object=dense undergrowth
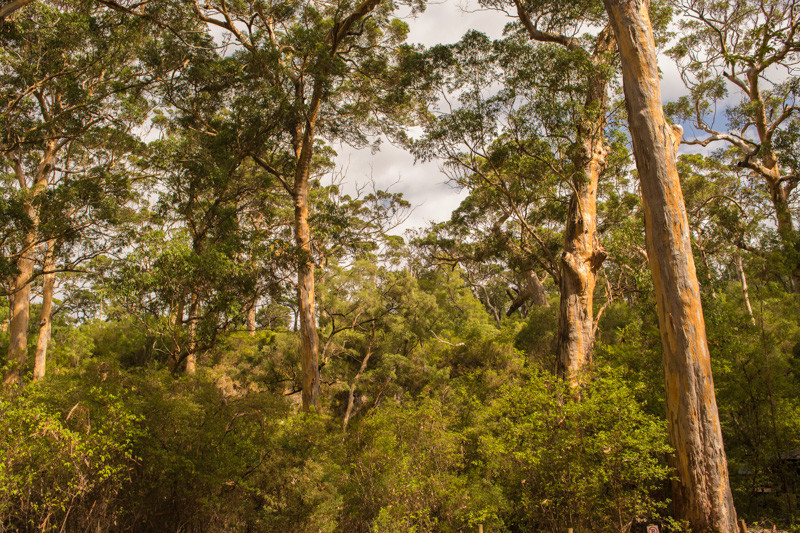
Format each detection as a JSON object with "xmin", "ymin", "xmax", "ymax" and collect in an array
[{"xmin": 1, "ymin": 268, "xmax": 798, "ymax": 532}]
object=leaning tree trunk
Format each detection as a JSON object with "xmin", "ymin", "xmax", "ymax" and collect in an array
[
  {"xmin": 603, "ymin": 1, "xmax": 738, "ymax": 531},
  {"xmin": 507, "ymin": 267, "xmax": 548, "ymax": 317},
  {"xmin": 33, "ymin": 241, "xmax": 56, "ymax": 381}
]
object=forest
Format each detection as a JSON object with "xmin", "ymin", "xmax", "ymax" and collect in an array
[{"xmin": 0, "ymin": 0, "xmax": 798, "ymax": 531}]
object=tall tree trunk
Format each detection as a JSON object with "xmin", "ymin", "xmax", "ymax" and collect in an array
[
  {"xmin": 554, "ymin": 27, "xmax": 613, "ymax": 384},
  {"xmin": 185, "ymin": 291, "xmax": 199, "ymax": 375},
  {"xmin": 556, "ymin": 137, "xmax": 608, "ymax": 383},
  {"xmin": 294, "ymin": 81, "xmax": 323, "ymax": 412},
  {"xmin": 514, "ymin": 8, "xmax": 614, "ymax": 383},
  {"xmin": 4, "ymin": 141, "xmax": 56, "ymax": 386},
  {"xmin": 761, "ymin": 164, "xmax": 800, "ymax": 291},
  {"xmin": 603, "ymin": 1, "xmax": 738, "ymax": 530},
  {"xmin": 4, "ymin": 243, "xmax": 34, "ymax": 386},
  {"xmin": 33, "ymin": 241, "xmax": 56, "ymax": 381},
  {"xmin": 734, "ymin": 254, "xmax": 755, "ymax": 326}
]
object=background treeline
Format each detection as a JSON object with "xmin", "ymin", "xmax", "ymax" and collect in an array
[{"xmin": 0, "ymin": 0, "xmax": 798, "ymax": 532}]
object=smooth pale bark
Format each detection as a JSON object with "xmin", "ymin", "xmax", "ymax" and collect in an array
[
  {"xmin": 743, "ymin": 69, "xmax": 799, "ymax": 290},
  {"xmin": 294, "ymin": 87, "xmax": 322, "ymax": 411},
  {"xmin": 185, "ymin": 292, "xmax": 199, "ymax": 375},
  {"xmin": 507, "ymin": 268, "xmax": 548, "ymax": 316},
  {"xmin": 4, "ymin": 149, "xmax": 54, "ymax": 386},
  {"xmin": 603, "ymin": 1, "xmax": 738, "ymax": 530},
  {"xmin": 734, "ymin": 254, "xmax": 755, "ymax": 326},
  {"xmin": 343, "ymin": 345, "xmax": 372, "ymax": 431},
  {"xmin": 246, "ymin": 300, "xmax": 256, "ymax": 336},
  {"xmin": 4, "ymin": 248, "xmax": 33, "ymax": 386},
  {"xmin": 513, "ymin": 0, "xmax": 613, "ymax": 382},
  {"xmin": 33, "ymin": 241, "xmax": 56, "ymax": 381}
]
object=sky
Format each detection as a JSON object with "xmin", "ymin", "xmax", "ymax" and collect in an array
[{"xmin": 331, "ymin": 0, "xmax": 695, "ymax": 236}]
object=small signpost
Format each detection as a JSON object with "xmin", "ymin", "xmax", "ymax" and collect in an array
[{"xmin": 647, "ymin": 525, "xmax": 659, "ymax": 533}]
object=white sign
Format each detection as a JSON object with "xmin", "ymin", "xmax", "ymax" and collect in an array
[{"xmin": 647, "ymin": 526, "xmax": 659, "ymax": 533}]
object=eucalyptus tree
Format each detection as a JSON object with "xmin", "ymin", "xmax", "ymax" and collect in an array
[
  {"xmin": 476, "ymin": 0, "xmax": 621, "ymax": 387},
  {"xmin": 0, "ymin": 0, "xmax": 154, "ymax": 385},
  {"xmin": 192, "ymin": 0, "xmax": 429, "ymax": 410},
  {"xmin": 667, "ymin": 0, "xmax": 800, "ymax": 290},
  {"xmin": 416, "ymin": 24, "xmax": 627, "ymax": 382},
  {"xmin": 602, "ymin": 0, "xmax": 739, "ymax": 529},
  {"xmin": 28, "ymin": 130, "xmax": 145, "ymax": 380},
  {"xmin": 142, "ymin": 36, "xmax": 296, "ymax": 372}
]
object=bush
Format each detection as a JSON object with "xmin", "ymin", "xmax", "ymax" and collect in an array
[{"xmin": 478, "ymin": 370, "xmax": 673, "ymax": 533}]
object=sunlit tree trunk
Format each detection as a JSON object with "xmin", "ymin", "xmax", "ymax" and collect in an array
[
  {"xmin": 293, "ymin": 81, "xmax": 323, "ymax": 412},
  {"xmin": 603, "ymin": 1, "xmax": 738, "ymax": 530},
  {"xmin": 734, "ymin": 254, "xmax": 755, "ymax": 326},
  {"xmin": 513, "ymin": 2, "xmax": 614, "ymax": 383},
  {"xmin": 4, "ymin": 146, "xmax": 55, "ymax": 386},
  {"xmin": 246, "ymin": 298, "xmax": 257, "ymax": 336},
  {"xmin": 554, "ymin": 27, "xmax": 613, "ymax": 384},
  {"xmin": 33, "ymin": 241, "xmax": 56, "ymax": 381},
  {"xmin": 185, "ymin": 291, "xmax": 199, "ymax": 375},
  {"xmin": 556, "ymin": 136, "xmax": 608, "ymax": 383},
  {"xmin": 4, "ymin": 243, "xmax": 34, "ymax": 386}
]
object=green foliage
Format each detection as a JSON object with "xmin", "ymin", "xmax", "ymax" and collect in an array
[{"xmin": 479, "ymin": 370, "xmax": 673, "ymax": 533}]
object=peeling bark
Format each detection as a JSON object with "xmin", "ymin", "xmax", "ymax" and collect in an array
[
  {"xmin": 33, "ymin": 241, "xmax": 56, "ymax": 381},
  {"xmin": 556, "ymin": 137, "xmax": 608, "ymax": 383},
  {"xmin": 552, "ymin": 25, "xmax": 613, "ymax": 384},
  {"xmin": 603, "ymin": 1, "xmax": 738, "ymax": 530}
]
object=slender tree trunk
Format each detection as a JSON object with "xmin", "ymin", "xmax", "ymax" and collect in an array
[
  {"xmin": 33, "ymin": 241, "xmax": 56, "ymax": 381},
  {"xmin": 170, "ymin": 298, "xmax": 185, "ymax": 327},
  {"xmin": 4, "ymin": 142, "xmax": 56, "ymax": 386},
  {"xmin": 764, "ymin": 173, "xmax": 800, "ymax": 291},
  {"xmin": 734, "ymin": 254, "xmax": 755, "ymax": 326},
  {"xmin": 343, "ymin": 344, "xmax": 373, "ymax": 431},
  {"xmin": 556, "ymin": 136, "xmax": 608, "ymax": 383},
  {"xmin": 247, "ymin": 299, "xmax": 257, "ymax": 336},
  {"xmin": 4, "ymin": 244, "xmax": 33, "ymax": 386},
  {"xmin": 603, "ymin": 1, "xmax": 738, "ymax": 530},
  {"xmin": 185, "ymin": 292, "xmax": 199, "ymax": 375},
  {"xmin": 293, "ymin": 81, "xmax": 324, "ymax": 412}
]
